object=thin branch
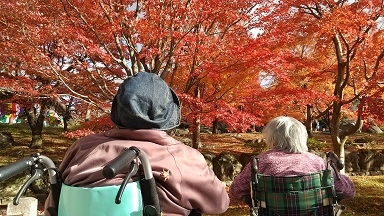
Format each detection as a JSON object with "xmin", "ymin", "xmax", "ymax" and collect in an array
[{"xmin": 64, "ymin": 0, "xmax": 122, "ymax": 64}]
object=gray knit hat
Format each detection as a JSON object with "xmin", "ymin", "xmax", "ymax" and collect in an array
[{"xmin": 111, "ymin": 72, "xmax": 180, "ymax": 130}]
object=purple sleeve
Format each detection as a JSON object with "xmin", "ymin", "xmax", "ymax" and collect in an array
[
  {"xmin": 229, "ymin": 153, "xmax": 356, "ymax": 201},
  {"xmin": 334, "ymin": 173, "xmax": 356, "ymax": 199},
  {"xmin": 229, "ymin": 163, "xmax": 252, "ymax": 201}
]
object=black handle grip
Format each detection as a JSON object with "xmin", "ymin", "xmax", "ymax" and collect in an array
[
  {"xmin": 326, "ymin": 152, "xmax": 344, "ymax": 170},
  {"xmin": 251, "ymin": 156, "xmax": 258, "ymax": 174},
  {"xmin": 102, "ymin": 147, "xmax": 140, "ymax": 179},
  {"xmin": 0, "ymin": 156, "xmax": 36, "ymax": 181},
  {"xmin": 141, "ymin": 178, "xmax": 161, "ymax": 216}
]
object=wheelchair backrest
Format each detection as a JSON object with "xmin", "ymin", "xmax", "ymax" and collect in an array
[
  {"xmin": 0, "ymin": 148, "xmax": 160, "ymax": 216},
  {"xmin": 59, "ymin": 182, "xmax": 143, "ymax": 216},
  {"xmin": 57, "ymin": 147, "xmax": 161, "ymax": 216},
  {"xmin": 250, "ymin": 156, "xmax": 338, "ymax": 216}
]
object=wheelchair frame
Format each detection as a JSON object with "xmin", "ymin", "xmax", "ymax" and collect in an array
[
  {"xmin": 248, "ymin": 152, "xmax": 346, "ymax": 216},
  {"xmin": 0, "ymin": 146, "xmax": 161, "ymax": 216}
]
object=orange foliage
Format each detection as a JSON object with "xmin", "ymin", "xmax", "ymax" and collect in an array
[
  {"xmin": 62, "ymin": 115, "xmax": 114, "ymax": 139},
  {"xmin": 2, "ymin": 0, "xmax": 383, "ymax": 141},
  {"xmin": 250, "ymin": 1, "xmax": 384, "ymax": 123},
  {"xmin": 1, "ymin": 0, "xmax": 267, "ymax": 133}
]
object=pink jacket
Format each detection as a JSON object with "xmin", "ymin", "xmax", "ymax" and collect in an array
[
  {"xmin": 230, "ymin": 149, "xmax": 355, "ymax": 201},
  {"xmin": 45, "ymin": 129, "xmax": 229, "ymax": 215}
]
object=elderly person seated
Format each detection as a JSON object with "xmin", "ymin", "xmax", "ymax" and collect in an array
[
  {"xmin": 230, "ymin": 116, "xmax": 355, "ymax": 203},
  {"xmin": 45, "ymin": 72, "xmax": 229, "ymax": 216}
]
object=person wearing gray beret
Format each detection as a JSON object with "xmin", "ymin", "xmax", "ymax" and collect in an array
[{"xmin": 44, "ymin": 72, "xmax": 229, "ymax": 216}]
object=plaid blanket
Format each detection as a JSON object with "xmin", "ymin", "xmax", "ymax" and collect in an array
[{"xmin": 251, "ymin": 169, "xmax": 336, "ymax": 216}]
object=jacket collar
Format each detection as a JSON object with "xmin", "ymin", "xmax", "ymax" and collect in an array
[{"xmin": 103, "ymin": 128, "xmax": 180, "ymax": 146}]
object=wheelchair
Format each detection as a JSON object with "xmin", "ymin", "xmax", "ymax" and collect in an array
[
  {"xmin": 0, "ymin": 147, "xmax": 161, "ymax": 216},
  {"xmin": 248, "ymin": 152, "xmax": 346, "ymax": 216}
]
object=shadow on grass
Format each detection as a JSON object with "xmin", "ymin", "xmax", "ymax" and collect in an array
[
  {"xmin": 341, "ymin": 176, "xmax": 384, "ymax": 215},
  {"xmin": 1, "ymin": 124, "xmax": 384, "ymax": 215},
  {"xmin": 204, "ymin": 176, "xmax": 384, "ymax": 216},
  {"xmin": 342, "ymin": 196, "xmax": 384, "ymax": 216}
]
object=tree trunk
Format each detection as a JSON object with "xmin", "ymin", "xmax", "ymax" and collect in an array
[
  {"xmin": 25, "ymin": 103, "xmax": 47, "ymax": 148},
  {"xmin": 192, "ymin": 84, "xmax": 201, "ymax": 149},
  {"xmin": 62, "ymin": 106, "xmax": 72, "ymax": 132},
  {"xmin": 85, "ymin": 109, "xmax": 91, "ymax": 121},
  {"xmin": 329, "ymin": 101, "xmax": 347, "ymax": 174},
  {"xmin": 51, "ymin": 97, "xmax": 73, "ymax": 132},
  {"xmin": 329, "ymin": 34, "xmax": 348, "ymax": 174},
  {"xmin": 329, "ymin": 33, "xmax": 364, "ymax": 173},
  {"xmin": 63, "ymin": 116, "xmax": 69, "ymax": 131},
  {"xmin": 305, "ymin": 105, "xmax": 313, "ymax": 138},
  {"xmin": 30, "ymin": 127, "xmax": 44, "ymax": 148},
  {"xmin": 212, "ymin": 118, "xmax": 219, "ymax": 134},
  {"xmin": 192, "ymin": 115, "xmax": 201, "ymax": 149}
]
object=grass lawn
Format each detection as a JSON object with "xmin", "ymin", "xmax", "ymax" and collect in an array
[{"xmin": 0, "ymin": 123, "xmax": 383, "ymax": 215}]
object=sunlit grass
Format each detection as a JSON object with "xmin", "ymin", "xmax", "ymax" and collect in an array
[
  {"xmin": 341, "ymin": 176, "xmax": 384, "ymax": 216},
  {"xmin": 0, "ymin": 123, "xmax": 73, "ymax": 165},
  {"xmin": 203, "ymin": 176, "xmax": 384, "ymax": 216},
  {"xmin": 1, "ymin": 123, "xmax": 383, "ymax": 215}
]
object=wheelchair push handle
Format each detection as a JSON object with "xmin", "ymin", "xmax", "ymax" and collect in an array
[
  {"xmin": 0, "ymin": 156, "xmax": 36, "ymax": 182},
  {"xmin": 0, "ymin": 154, "xmax": 60, "ymax": 208},
  {"xmin": 326, "ymin": 152, "xmax": 344, "ymax": 170},
  {"xmin": 250, "ymin": 156, "xmax": 258, "ymax": 174},
  {"xmin": 103, "ymin": 147, "xmax": 140, "ymax": 179}
]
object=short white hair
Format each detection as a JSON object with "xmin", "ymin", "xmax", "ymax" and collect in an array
[{"xmin": 262, "ymin": 116, "xmax": 308, "ymax": 153}]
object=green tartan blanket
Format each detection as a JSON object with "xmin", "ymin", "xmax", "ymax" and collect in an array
[{"xmin": 252, "ymin": 169, "xmax": 336, "ymax": 216}]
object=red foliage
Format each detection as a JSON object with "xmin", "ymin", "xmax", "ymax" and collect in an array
[
  {"xmin": 361, "ymin": 95, "xmax": 384, "ymax": 125},
  {"xmin": 62, "ymin": 115, "xmax": 114, "ymax": 139},
  {"xmin": 2, "ymin": 0, "xmax": 384, "ymax": 144}
]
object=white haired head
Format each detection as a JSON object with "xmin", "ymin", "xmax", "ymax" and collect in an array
[{"xmin": 262, "ymin": 116, "xmax": 308, "ymax": 153}]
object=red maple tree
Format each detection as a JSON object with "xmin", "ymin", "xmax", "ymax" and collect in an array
[
  {"xmin": 250, "ymin": 0, "xmax": 384, "ymax": 169},
  {"xmin": 0, "ymin": 0, "xmax": 266, "ymax": 148}
]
